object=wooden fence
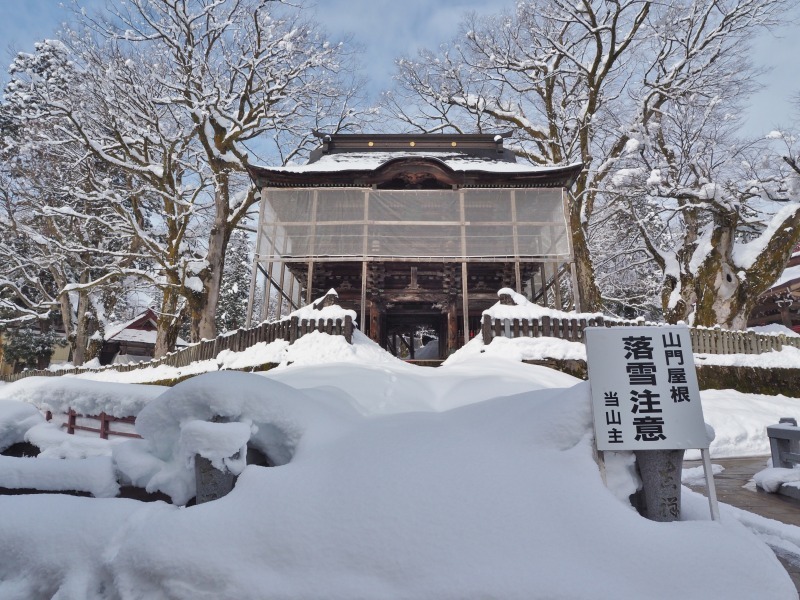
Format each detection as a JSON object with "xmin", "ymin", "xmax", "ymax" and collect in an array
[
  {"xmin": 481, "ymin": 314, "xmax": 800, "ymax": 355},
  {"xmin": 2, "ymin": 313, "xmax": 354, "ymax": 383},
  {"xmin": 64, "ymin": 410, "xmax": 141, "ymax": 439}
]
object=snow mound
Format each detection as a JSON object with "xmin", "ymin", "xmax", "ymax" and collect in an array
[
  {"xmin": 483, "ymin": 288, "xmax": 605, "ymax": 321},
  {"xmin": 0, "ymin": 377, "xmax": 166, "ymax": 418},
  {"xmin": 0, "ymin": 455, "xmax": 119, "ymax": 497},
  {"xmin": 0, "ymin": 401, "xmax": 44, "ymax": 452},
  {"xmin": 0, "ymin": 363, "xmax": 795, "ymax": 598},
  {"xmin": 114, "ymin": 370, "xmax": 358, "ymax": 504},
  {"xmin": 445, "ymin": 333, "xmax": 586, "ymax": 365}
]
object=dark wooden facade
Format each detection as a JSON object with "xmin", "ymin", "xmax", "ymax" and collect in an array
[
  {"xmin": 748, "ymin": 246, "xmax": 800, "ymax": 334},
  {"xmin": 247, "ymin": 133, "xmax": 582, "ymax": 358}
]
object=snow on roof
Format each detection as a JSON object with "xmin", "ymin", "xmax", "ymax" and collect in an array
[
  {"xmin": 104, "ymin": 312, "xmax": 154, "ymax": 341},
  {"xmin": 111, "ymin": 329, "xmax": 159, "ymax": 344},
  {"xmin": 770, "ymin": 263, "xmax": 800, "ymax": 290},
  {"xmin": 258, "ymin": 152, "xmax": 580, "ymax": 175}
]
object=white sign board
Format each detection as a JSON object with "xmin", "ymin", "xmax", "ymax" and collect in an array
[{"xmin": 586, "ymin": 326, "xmax": 710, "ymax": 451}]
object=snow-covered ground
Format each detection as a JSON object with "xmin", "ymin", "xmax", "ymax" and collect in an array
[{"xmin": 0, "ymin": 331, "xmax": 799, "ymax": 598}]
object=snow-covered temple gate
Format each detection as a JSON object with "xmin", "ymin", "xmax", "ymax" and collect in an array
[{"xmin": 246, "ymin": 133, "xmax": 582, "ymax": 358}]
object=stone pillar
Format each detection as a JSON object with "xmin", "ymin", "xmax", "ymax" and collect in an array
[
  {"xmin": 634, "ymin": 449, "xmax": 685, "ymax": 522},
  {"xmin": 195, "ymin": 455, "xmax": 237, "ymax": 505}
]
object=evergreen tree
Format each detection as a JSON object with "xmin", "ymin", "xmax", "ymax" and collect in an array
[
  {"xmin": 1, "ymin": 323, "xmax": 65, "ymax": 371},
  {"xmin": 216, "ymin": 230, "xmax": 252, "ymax": 333}
]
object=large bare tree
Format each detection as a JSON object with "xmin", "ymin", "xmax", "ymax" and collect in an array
[
  {"xmin": 2, "ymin": 0, "xmax": 364, "ymax": 357},
  {"xmin": 387, "ymin": 0, "xmax": 792, "ymax": 314}
]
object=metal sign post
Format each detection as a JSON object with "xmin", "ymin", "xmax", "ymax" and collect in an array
[{"xmin": 701, "ymin": 447, "xmax": 721, "ymax": 521}]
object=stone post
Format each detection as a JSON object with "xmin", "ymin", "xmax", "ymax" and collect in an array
[
  {"xmin": 634, "ymin": 449, "xmax": 685, "ymax": 522},
  {"xmin": 195, "ymin": 455, "xmax": 237, "ymax": 504}
]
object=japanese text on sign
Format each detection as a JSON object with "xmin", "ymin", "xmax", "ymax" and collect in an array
[{"xmin": 586, "ymin": 326, "xmax": 709, "ymax": 451}]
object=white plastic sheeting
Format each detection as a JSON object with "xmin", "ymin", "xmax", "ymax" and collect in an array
[{"xmin": 258, "ymin": 188, "xmax": 570, "ymax": 261}]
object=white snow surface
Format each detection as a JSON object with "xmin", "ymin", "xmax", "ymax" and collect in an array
[
  {"xmin": 1, "ymin": 331, "xmax": 800, "ymax": 597},
  {"xmin": 750, "ymin": 323, "xmax": 800, "ymax": 337},
  {"xmin": 695, "ymin": 345, "xmax": 800, "ymax": 369},
  {"xmin": 0, "ymin": 401, "xmax": 44, "ymax": 452},
  {"xmin": 483, "ymin": 288, "xmax": 604, "ymax": 321},
  {"xmin": 754, "ymin": 467, "xmax": 800, "ymax": 493},
  {"xmin": 0, "ymin": 455, "xmax": 119, "ymax": 497},
  {"xmin": 0, "ymin": 377, "xmax": 166, "ymax": 418},
  {"xmin": 686, "ymin": 389, "xmax": 800, "ymax": 460},
  {"xmin": 446, "ymin": 333, "xmax": 587, "ymax": 364},
  {"xmin": 682, "ymin": 463, "xmax": 725, "ymax": 486}
]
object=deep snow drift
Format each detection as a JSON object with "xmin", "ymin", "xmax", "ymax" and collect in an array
[{"xmin": 0, "ymin": 349, "xmax": 797, "ymax": 598}]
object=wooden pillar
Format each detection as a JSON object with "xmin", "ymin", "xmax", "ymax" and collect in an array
[
  {"xmin": 459, "ymin": 190, "xmax": 469, "ymax": 347},
  {"xmin": 511, "ymin": 190, "xmax": 522, "ymax": 294},
  {"xmin": 246, "ymin": 256, "xmax": 259, "ymax": 327},
  {"xmin": 570, "ymin": 261, "xmax": 582, "ymax": 312},
  {"xmin": 369, "ymin": 299, "xmax": 382, "ymax": 344},
  {"xmin": 541, "ymin": 262, "xmax": 549, "ymax": 306},
  {"xmin": 447, "ymin": 301, "xmax": 458, "ymax": 354},
  {"xmin": 360, "ymin": 261, "xmax": 368, "ymax": 333},
  {"xmin": 306, "ymin": 191, "xmax": 318, "ymax": 305},
  {"xmin": 247, "ymin": 188, "xmax": 267, "ymax": 327},
  {"xmin": 462, "ymin": 262, "xmax": 470, "ymax": 346},
  {"xmin": 306, "ymin": 261, "xmax": 315, "ymax": 306},
  {"xmin": 276, "ymin": 261, "xmax": 286, "ymax": 317},
  {"xmin": 552, "ymin": 262, "xmax": 562, "ymax": 310}
]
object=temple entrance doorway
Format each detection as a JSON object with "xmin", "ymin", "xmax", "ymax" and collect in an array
[{"xmin": 383, "ymin": 303, "xmax": 447, "ymax": 361}]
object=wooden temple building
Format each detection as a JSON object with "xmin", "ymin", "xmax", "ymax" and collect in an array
[
  {"xmin": 748, "ymin": 244, "xmax": 800, "ymax": 334},
  {"xmin": 246, "ymin": 132, "xmax": 582, "ymax": 358}
]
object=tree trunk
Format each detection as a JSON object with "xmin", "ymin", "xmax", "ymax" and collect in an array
[
  {"xmin": 569, "ymin": 202, "xmax": 603, "ymax": 312},
  {"xmin": 154, "ymin": 284, "xmax": 183, "ymax": 358},
  {"xmin": 57, "ymin": 287, "xmax": 75, "ymax": 362},
  {"xmin": 72, "ymin": 273, "xmax": 91, "ymax": 366},
  {"xmin": 196, "ymin": 167, "xmax": 232, "ymax": 341}
]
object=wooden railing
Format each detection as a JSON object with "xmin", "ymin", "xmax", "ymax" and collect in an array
[
  {"xmin": 65, "ymin": 410, "xmax": 141, "ymax": 439},
  {"xmin": 2, "ymin": 312, "xmax": 354, "ymax": 383},
  {"xmin": 481, "ymin": 314, "xmax": 800, "ymax": 355}
]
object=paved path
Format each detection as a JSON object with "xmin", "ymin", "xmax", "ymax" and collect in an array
[{"xmin": 684, "ymin": 456, "xmax": 800, "ymax": 592}]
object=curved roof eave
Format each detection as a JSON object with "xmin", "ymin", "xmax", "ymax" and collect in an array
[{"xmin": 247, "ymin": 158, "xmax": 584, "ymax": 190}]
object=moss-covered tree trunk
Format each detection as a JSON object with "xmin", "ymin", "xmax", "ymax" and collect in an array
[{"xmin": 662, "ymin": 207, "xmax": 800, "ymax": 329}]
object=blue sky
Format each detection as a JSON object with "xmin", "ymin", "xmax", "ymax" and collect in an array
[{"xmin": 0, "ymin": 0, "xmax": 797, "ymax": 136}]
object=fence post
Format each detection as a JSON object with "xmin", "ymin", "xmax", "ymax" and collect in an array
[
  {"xmin": 290, "ymin": 316, "xmax": 299, "ymax": 344},
  {"xmin": 570, "ymin": 319, "xmax": 579, "ymax": 342},
  {"xmin": 344, "ymin": 315, "xmax": 354, "ymax": 344},
  {"xmin": 542, "ymin": 316, "xmax": 552, "ymax": 337},
  {"xmin": 482, "ymin": 314, "xmax": 493, "ymax": 343},
  {"xmin": 99, "ymin": 412, "xmax": 109, "ymax": 440},
  {"xmin": 67, "ymin": 409, "xmax": 76, "ymax": 435}
]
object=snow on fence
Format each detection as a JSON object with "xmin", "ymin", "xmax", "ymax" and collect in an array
[
  {"xmin": 481, "ymin": 314, "xmax": 800, "ymax": 355},
  {"xmin": 2, "ymin": 312, "xmax": 355, "ymax": 384}
]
